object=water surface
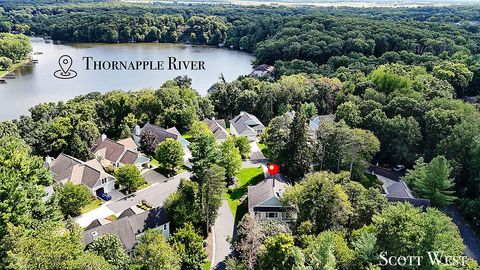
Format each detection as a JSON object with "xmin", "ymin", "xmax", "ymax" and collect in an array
[{"xmin": 0, "ymin": 38, "xmax": 253, "ymax": 120}]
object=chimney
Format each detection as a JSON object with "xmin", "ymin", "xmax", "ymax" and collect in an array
[
  {"xmin": 212, "ymin": 116, "xmax": 215, "ymax": 121},
  {"xmin": 45, "ymin": 156, "xmax": 52, "ymax": 168},
  {"xmin": 134, "ymin": 125, "xmax": 141, "ymax": 136},
  {"xmin": 101, "ymin": 134, "xmax": 107, "ymax": 141}
]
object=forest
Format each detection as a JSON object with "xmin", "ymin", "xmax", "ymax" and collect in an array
[{"xmin": 0, "ymin": 1, "xmax": 480, "ymax": 270}]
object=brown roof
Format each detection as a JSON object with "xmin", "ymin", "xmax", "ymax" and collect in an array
[
  {"xmin": 119, "ymin": 150, "xmax": 138, "ymax": 165},
  {"xmin": 48, "ymin": 154, "xmax": 112, "ymax": 189},
  {"xmin": 91, "ymin": 138, "xmax": 125, "ymax": 164},
  {"xmin": 141, "ymin": 123, "xmax": 178, "ymax": 144}
]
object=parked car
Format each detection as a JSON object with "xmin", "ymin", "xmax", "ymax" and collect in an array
[
  {"xmin": 96, "ymin": 190, "xmax": 112, "ymax": 201},
  {"xmin": 393, "ymin": 165, "xmax": 406, "ymax": 172}
]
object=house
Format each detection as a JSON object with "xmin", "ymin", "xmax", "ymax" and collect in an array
[
  {"xmin": 368, "ymin": 166, "xmax": 430, "ymax": 210},
  {"xmin": 230, "ymin": 111, "xmax": 265, "ymax": 141},
  {"xmin": 204, "ymin": 117, "xmax": 229, "ymax": 143},
  {"xmin": 83, "ymin": 207, "xmax": 170, "ymax": 252},
  {"xmin": 46, "ymin": 153, "xmax": 116, "ymax": 194},
  {"xmin": 133, "ymin": 123, "xmax": 190, "ymax": 150},
  {"xmin": 251, "ymin": 64, "xmax": 274, "ymax": 78},
  {"xmin": 91, "ymin": 134, "xmax": 150, "ymax": 169},
  {"xmin": 247, "ymin": 174, "xmax": 295, "ymax": 222}
]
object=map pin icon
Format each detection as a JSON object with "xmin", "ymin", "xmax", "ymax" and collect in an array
[{"xmin": 59, "ymin": 55, "xmax": 72, "ymax": 76}]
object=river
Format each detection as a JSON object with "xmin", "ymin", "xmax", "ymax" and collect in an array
[{"xmin": 0, "ymin": 37, "xmax": 254, "ymax": 120}]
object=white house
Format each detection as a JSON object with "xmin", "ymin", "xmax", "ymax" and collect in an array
[
  {"xmin": 46, "ymin": 153, "xmax": 116, "ymax": 194},
  {"xmin": 230, "ymin": 111, "xmax": 265, "ymax": 141}
]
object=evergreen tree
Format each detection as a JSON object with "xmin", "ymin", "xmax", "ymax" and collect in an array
[
  {"xmin": 405, "ymin": 156, "xmax": 456, "ymax": 207},
  {"xmin": 283, "ymin": 110, "xmax": 312, "ymax": 181}
]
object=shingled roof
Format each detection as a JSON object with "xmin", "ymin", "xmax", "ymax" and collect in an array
[
  {"xmin": 48, "ymin": 154, "xmax": 112, "ymax": 189},
  {"xmin": 248, "ymin": 177, "xmax": 287, "ymax": 213},
  {"xmin": 83, "ymin": 207, "xmax": 169, "ymax": 251}
]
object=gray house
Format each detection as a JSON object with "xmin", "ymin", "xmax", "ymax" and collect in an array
[
  {"xmin": 46, "ymin": 153, "xmax": 116, "ymax": 194},
  {"xmin": 230, "ymin": 111, "xmax": 265, "ymax": 141},
  {"xmin": 247, "ymin": 175, "xmax": 295, "ymax": 222},
  {"xmin": 133, "ymin": 123, "xmax": 190, "ymax": 149},
  {"xmin": 84, "ymin": 207, "xmax": 170, "ymax": 252},
  {"xmin": 308, "ymin": 114, "xmax": 335, "ymax": 138},
  {"xmin": 204, "ymin": 118, "xmax": 230, "ymax": 143}
]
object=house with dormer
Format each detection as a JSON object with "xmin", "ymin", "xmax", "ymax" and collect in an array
[
  {"xmin": 91, "ymin": 134, "xmax": 150, "ymax": 170},
  {"xmin": 247, "ymin": 174, "xmax": 295, "ymax": 222},
  {"xmin": 46, "ymin": 153, "xmax": 116, "ymax": 194},
  {"xmin": 230, "ymin": 111, "xmax": 265, "ymax": 141}
]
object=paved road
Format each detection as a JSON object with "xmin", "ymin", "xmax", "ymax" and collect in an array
[
  {"xmin": 74, "ymin": 205, "xmax": 115, "ymax": 227},
  {"xmin": 249, "ymin": 141, "xmax": 267, "ymax": 162},
  {"xmin": 212, "ymin": 199, "xmax": 235, "ymax": 270},
  {"xmin": 107, "ymin": 174, "xmax": 187, "ymax": 213},
  {"xmin": 444, "ymin": 207, "xmax": 480, "ymax": 263}
]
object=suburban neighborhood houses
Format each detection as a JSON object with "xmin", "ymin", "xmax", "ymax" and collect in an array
[{"xmin": 2, "ymin": 3, "xmax": 480, "ymax": 267}]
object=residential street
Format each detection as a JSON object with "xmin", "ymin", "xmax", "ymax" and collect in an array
[
  {"xmin": 444, "ymin": 206, "xmax": 480, "ymax": 262},
  {"xmin": 212, "ymin": 199, "xmax": 235, "ymax": 270},
  {"xmin": 75, "ymin": 171, "xmax": 190, "ymax": 227}
]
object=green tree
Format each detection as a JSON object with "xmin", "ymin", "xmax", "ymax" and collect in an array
[
  {"xmin": 373, "ymin": 203, "xmax": 465, "ymax": 270},
  {"xmin": 282, "ymin": 172, "xmax": 352, "ymax": 233},
  {"xmin": 1, "ymin": 222, "xmax": 85, "ymax": 270},
  {"xmin": 305, "ymin": 231, "xmax": 355, "ymax": 270},
  {"xmin": 199, "ymin": 164, "xmax": 226, "ymax": 230},
  {"xmin": 0, "ymin": 136, "xmax": 60, "ymax": 243},
  {"xmin": 65, "ymin": 251, "xmax": 115, "ymax": 270},
  {"xmin": 257, "ymin": 233, "xmax": 306, "ymax": 270},
  {"xmin": 262, "ymin": 113, "xmax": 293, "ymax": 165},
  {"xmin": 115, "ymin": 164, "xmax": 144, "ymax": 193},
  {"xmin": 87, "ymin": 234, "xmax": 129, "ymax": 269},
  {"xmin": 155, "ymin": 138, "xmax": 184, "ymax": 176},
  {"xmin": 169, "ymin": 223, "xmax": 207, "ymax": 270},
  {"xmin": 233, "ymin": 135, "xmax": 251, "ymax": 159},
  {"xmin": 284, "ymin": 110, "xmax": 312, "ymax": 181},
  {"xmin": 433, "ymin": 62, "xmax": 473, "ymax": 96},
  {"xmin": 405, "ymin": 156, "xmax": 456, "ymax": 207},
  {"xmin": 135, "ymin": 229, "xmax": 181, "ymax": 270},
  {"xmin": 58, "ymin": 182, "xmax": 92, "ymax": 217},
  {"xmin": 219, "ymin": 137, "xmax": 242, "ymax": 182},
  {"xmin": 164, "ymin": 179, "xmax": 203, "ymax": 229}
]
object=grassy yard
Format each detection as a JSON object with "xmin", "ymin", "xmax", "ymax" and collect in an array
[
  {"xmin": 80, "ymin": 199, "xmax": 102, "ymax": 214},
  {"xmin": 202, "ymin": 260, "xmax": 211, "ymax": 270},
  {"xmin": 137, "ymin": 182, "xmax": 152, "ymax": 191},
  {"xmin": 256, "ymin": 142, "xmax": 268, "ymax": 157},
  {"xmin": 150, "ymin": 158, "xmax": 160, "ymax": 167},
  {"xmin": 225, "ymin": 167, "xmax": 264, "ymax": 223}
]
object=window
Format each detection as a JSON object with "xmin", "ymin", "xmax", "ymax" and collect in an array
[
  {"xmin": 267, "ymin": 212, "xmax": 278, "ymax": 218},
  {"xmin": 101, "ymin": 178, "xmax": 107, "ymax": 184},
  {"xmin": 163, "ymin": 224, "xmax": 167, "ymax": 230}
]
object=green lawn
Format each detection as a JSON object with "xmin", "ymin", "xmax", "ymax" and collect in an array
[
  {"xmin": 150, "ymin": 158, "xmax": 160, "ymax": 167},
  {"xmin": 80, "ymin": 199, "xmax": 102, "ymax": 214},
  {"xmin": 256, "ymin": 142, "xmax": 268, "ymax": 157},
  {"xmin": 225, "ymin": 167, "xmax": 264, "ymax": 222},
  {"xmin": 202, "ymin": 260, "xmax": 211, "ymax": 270},
  {"xmin": 137, "ymin": 182, "xmax": 152, "ymax": 191}
]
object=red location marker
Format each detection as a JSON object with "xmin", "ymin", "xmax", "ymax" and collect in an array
[{"xmin": 267, "ymin": 163, "xmax": 279, "ymax": 175}]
